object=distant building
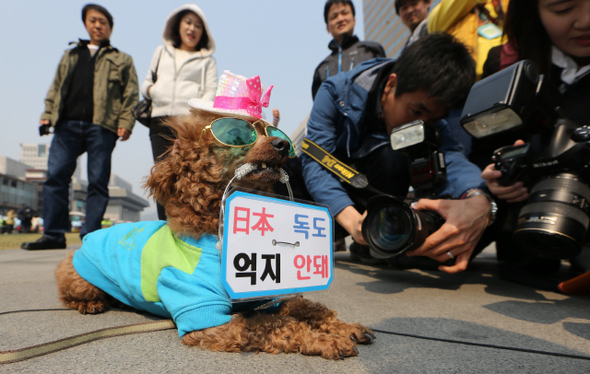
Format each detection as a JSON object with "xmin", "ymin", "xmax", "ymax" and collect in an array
[
  {"xmin": 20, "ymin": 143, "xmax": 81, "ymax": 180},
  {"xmin": 0, "ymin": 157, "xmax": 37, "ymax": 215},
  {"xmin": 109, "ymin": 174, "xmax": 133, "ymax": 191},
  {"xmin": 24, "ymin": 168, "xmax": 47, "ymax": 217},
  {"xmin": 105, "ymin": 184, "xmax": 150, "ymax": 223},
  {"xmin": 363, "ymin": 0, "xmax": 407, "ymax": 58},
  {"xmin": 0, "ymin": 144, "xmax": 150, "ymax": 224},
  {"xmin": 70, "ymin": 175, "xmax": 149, "ymax": 224},
  {"xmin": 290, "ymin": 115, "xmax": 309, "ymax": 156}
]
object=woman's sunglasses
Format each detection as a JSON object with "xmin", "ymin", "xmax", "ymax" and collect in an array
[{"xmin": 200, "ymin": 117, "xmax": 296, "ymax": 158}]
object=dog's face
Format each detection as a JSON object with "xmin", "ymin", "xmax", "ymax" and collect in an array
[{"xmin": 144, "ymin": 110, "xmax": 291, "ymax": 237}]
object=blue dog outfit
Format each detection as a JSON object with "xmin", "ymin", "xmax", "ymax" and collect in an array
[{"xmin": 73, "ymin": 221, "xmax": 266, "ymax": 337}]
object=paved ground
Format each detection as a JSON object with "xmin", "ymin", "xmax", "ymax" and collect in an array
[{"xmin": 2, "ymin": 244, "xmax": 590, "ymax": 374}]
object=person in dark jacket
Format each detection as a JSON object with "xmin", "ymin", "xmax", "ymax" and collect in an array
[
  {"xmin": 479, "ymin": 0, "xmax": 590, "ymax": 278},
  {"xmin": 311, "ymin": 0, "xmax": 386, "ymax": 100},
  {"xmin": 302, "ymin": 33, "xmax": 495, "ymax": 274},
  {"xmin": 395, "ymin": 0, "xmax": 432, "ymax": 47},
  {"xmin": 22, "ymin": 4, "xmax": 139, "ymax": 250},
  {"xmin": 16, "ymin": 204, "xmax": 35, "ymax": 233}
]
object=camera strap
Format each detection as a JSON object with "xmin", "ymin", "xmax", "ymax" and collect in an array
[{"xmin": 301, "ymin": 138, "xmax": 383, "ymax": 195}]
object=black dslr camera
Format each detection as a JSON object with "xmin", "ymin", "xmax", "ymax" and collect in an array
[
  {"xmin": 362, "ymin": 120, "xmax": 446, "ymax": 259},
  {"xmin": 461, "ymin": 60, "xmax": 590, "ymax": 259}
]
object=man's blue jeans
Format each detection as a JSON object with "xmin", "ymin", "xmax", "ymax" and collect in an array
[{"xmin": 43, "ymin": 120, "xmax": 118, "ymax": 241}]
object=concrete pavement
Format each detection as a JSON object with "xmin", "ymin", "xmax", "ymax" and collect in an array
[{"xmin": 2, "ymin": 244, "xmax": 590, "ymax": 373}]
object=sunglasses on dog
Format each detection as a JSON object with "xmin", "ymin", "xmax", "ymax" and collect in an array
[{"xmin": 200, "ymin": 117, "xmax": 296, "ymax": 158}]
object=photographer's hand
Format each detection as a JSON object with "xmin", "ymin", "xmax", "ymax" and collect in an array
[
  {"xmin": 335, "ymin": 206, "xmax": 368, "ymax": 245},
  {"xmin": 482, "ymin": 140, "xmax": 529, "ymax": 203},
  {"xmin": 482, "ymin": 164, "xmax": 529, "ymax": 202},
  {"xmin": 406, "ymin": 195, "xmax": 490, "ymax": 273}
]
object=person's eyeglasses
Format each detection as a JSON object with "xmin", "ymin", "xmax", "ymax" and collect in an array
[{"xmin": 200, "ymin": 117, "xmax": 296, "ymax": 158}]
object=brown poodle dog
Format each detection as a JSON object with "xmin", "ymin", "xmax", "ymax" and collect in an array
[{"xmin": 55, "ymin": 110, "xmax": 374, "ymax": 359}]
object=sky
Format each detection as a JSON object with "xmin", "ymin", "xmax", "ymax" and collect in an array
[{"xmin": 0, "ymin": 0, "xmax": 370, "ymax": 218}]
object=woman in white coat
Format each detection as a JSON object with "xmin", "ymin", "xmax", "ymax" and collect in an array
[{"xmin": 141, "ymin": 4, "xmax": 217, "ymax": 220}]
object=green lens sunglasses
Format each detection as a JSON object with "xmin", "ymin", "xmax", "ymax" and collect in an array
[{"xmin": 200, "ymin": 117, "xmax": 296, "ymax": 158}]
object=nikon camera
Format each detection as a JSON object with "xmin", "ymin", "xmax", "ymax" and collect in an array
[
  {"xmin": 461, "ymin": 60, "xmax": 590, "ymax": 259},
  {"xmin": 362, "ymin": 120, "xmax": 446, "ymax": 259}
]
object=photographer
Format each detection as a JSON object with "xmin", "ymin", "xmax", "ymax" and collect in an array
[
  {"xmin": 301, "ymin": 33, "xmax": 494, "ymax": 274},
  {"xmin": 478, "ymin": 0, "xmax": 590, "ymax": 276}
]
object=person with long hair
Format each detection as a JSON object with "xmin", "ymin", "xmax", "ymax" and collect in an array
[{"xmin": 480, "ymin": 0, "xmax": 590, "ymax": 278}]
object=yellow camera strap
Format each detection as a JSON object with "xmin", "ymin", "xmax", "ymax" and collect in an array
[{"xmin": 301, "ymin": 138, "xmax": 369, "ymax": 189}]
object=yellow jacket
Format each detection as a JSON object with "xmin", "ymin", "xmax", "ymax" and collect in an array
[{"xmin": 428, "ymin": 0, "xmax": 509, "ymax": 80}]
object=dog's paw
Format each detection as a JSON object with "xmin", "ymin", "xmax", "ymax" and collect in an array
[
  {"xmin": 66, "ymin": 300, "xmax": 108, "ymax": 314},
  {"xmin": 348, "ymin": 324, "xmax": 376, "ymax": 344},
  {"xmin": 319, "ymin": 321, "xmax": 376, "ymax": 345},
  {"xmin": 316, "ymin": 334, "xmax": 360, "ymax": 359}
]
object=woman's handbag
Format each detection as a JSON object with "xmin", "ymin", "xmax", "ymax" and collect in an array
[
  {"xmin": 132, "ymin": 99, "xmax": 153, "ymax": 127},
  {"xmin": 132, "ymin": 49, "xmax": 163, "ymax": 127}
]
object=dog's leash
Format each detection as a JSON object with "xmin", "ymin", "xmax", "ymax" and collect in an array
[{"xmin": 0, "ymin": 318, "xmax": 175, "ymax": 364}]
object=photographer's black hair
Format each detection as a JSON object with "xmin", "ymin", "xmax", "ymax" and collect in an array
[
  {"xmin": 394, "ymin": 0, "xmax": 405, "ymax": 15},
  {"xmin": 395, "ymin": 0, "xmax": 421, "ymax": 15},
  {"xmin": 323, "ymin": 0, "xmax": 356, "ymax": 24},
  {"xmin": 391, "ymin": 32, "xmax": 476, "ymax": 109},
  {"xmin": 503, "ymin": 0, "xmax": 552, "ymax": 77},
  {"xmin": 171, "ymin": 10, "xmax": 209, "ymax": 51},
  {"xmin": 82, "ymin": 4, "xmax": 113, "ymax": 29}
]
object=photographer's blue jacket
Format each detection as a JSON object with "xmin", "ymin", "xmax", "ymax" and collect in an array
[
  {"xmin": 301, "ymin": 58, "xmax": 484, "ymax": 217},
  {"xmin": 72, "ymin": 221, "xmax": 267, "ymax": 337}
]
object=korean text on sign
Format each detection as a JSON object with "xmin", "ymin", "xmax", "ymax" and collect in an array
[{"xmin": 222, "ymin": 191, "xmax": 333, "ymax": 301}]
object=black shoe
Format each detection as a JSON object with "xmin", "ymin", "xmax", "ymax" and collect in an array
[
  {"xmin": 334, "ymin": 238, "xmax": 346, "ymax": 252},
  {"xmin": 21, "ymin": 235, "xmax": 66, "ymax": 250}
]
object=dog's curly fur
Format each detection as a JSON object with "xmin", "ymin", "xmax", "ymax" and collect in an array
[{"xmin": 55, "ymin": 110, "xmax": 374, "ymax": 359}]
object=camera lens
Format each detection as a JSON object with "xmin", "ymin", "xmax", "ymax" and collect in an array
[
  {"xmin": 365, "ymin": 202, "xmax": 413, "ymax": 257},
  {"xmin": 362, "ymin": 195, "xmax": 444, "ymax": 258},
  {"xmin": 513, "ymin": 173, "xmax": 590, "ymax": 259}
]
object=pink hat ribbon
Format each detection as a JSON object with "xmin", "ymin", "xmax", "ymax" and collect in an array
[{"xmin": 213, "ymin": 75, "xmax": 274, "ymax": 119}]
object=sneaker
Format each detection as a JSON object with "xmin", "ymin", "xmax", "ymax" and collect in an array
[{"xmin": 21, "ymin": 235, "xmax": 66, "ymax": 250}]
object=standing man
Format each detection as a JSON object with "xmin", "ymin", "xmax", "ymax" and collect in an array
[
  {"xmin": 312, "ymin": 0, "xmax": 386, "ymax": 100},
  {"xmin": 395, "ymin": 0, "xmax": 432, "ymax": 47},
  {"xmin": 22, "ymin": 4, "xmax": 139, "ymax": 250}
]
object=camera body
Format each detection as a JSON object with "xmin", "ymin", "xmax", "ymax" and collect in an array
[
  {"xmin": 39, "ymin": 124, "xmax": 52, "ymax": 136},
  {"xmin": 492, "ymin": 143, "xmax": 530, "ymax": 186},
  {"xmin": 390, "ymin": 120, "xmax": 446, "ymax": 197},
  {"xmin": 362, "ymin": 120, "xmax": 447, "ymax": 259},
  {"xmin": 492, "ymin": 121, "xmax": 590, "ymax": 187},
  {"xmin": 461, "ymin": 60, "xmax": 590, "ymax": 259},
  {"xmin": 491, "ymin": 120, "xmax": 590, "ymax": 258}
]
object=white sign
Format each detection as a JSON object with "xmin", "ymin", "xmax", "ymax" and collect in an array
[{"xmin": 221, "ymin": 190, "xmax": 333, "ymax": 301}]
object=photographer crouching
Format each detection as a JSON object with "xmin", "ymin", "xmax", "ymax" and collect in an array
[
  {"xmin": 301, "ymin": 33, "xmax": 495, "ymax": 274},
  {"xmin": 464, "ymin": 60, "xmax": 590, "ymax": 282}
]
